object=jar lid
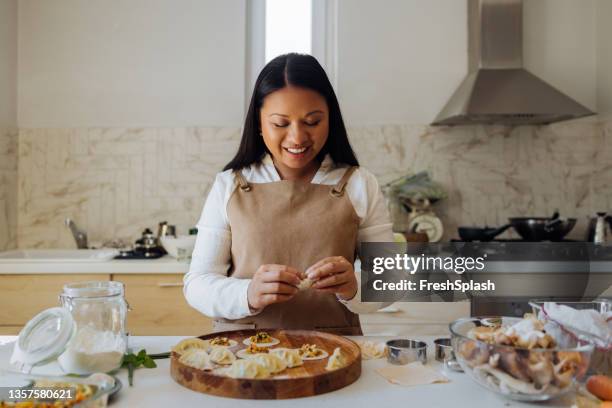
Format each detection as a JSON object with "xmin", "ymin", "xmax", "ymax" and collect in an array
[{"xmin": 10, "ymin": 307, "xmax": 75, "ymax": 372}]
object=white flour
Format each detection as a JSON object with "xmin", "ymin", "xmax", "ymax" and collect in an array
[{"xmin": 58, "ymin": 325, "xmax": 126, "ymax": 374}]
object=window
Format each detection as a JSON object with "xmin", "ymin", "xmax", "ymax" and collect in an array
[
  {"xmin": 246, "ymin": 0, "xmax": 337, "ymax": 107},
  {"xmin": 265, "ymin": 0, "xmax": 312, "ymax": 62}
]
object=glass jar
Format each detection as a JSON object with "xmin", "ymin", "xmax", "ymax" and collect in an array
[
  {"xmin": 57, "ymin": 281, "xmax": 128, "ymax": 374},
  {"xmin": 10, "ymin": 281, "xmax": 128, "ymax": 375}
]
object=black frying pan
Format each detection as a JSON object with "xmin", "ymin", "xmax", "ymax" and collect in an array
[
  {"xmin": 458, "ymin": 224, "xmax": 512, "ymax": 241},
  {"xmin": 509, "ymin": 212, "xmax": 576, "ymax": 241}
]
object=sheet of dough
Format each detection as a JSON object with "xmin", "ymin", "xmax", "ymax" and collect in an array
[{"xmin": 375, "ymin": 362, "xmax": 449, "ymax": 387}]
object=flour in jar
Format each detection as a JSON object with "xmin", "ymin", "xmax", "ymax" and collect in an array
[{"xmin": 58, "ymin": 325, "xmax": 126, "ymax": 374}]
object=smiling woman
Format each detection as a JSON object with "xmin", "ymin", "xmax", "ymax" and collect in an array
[{"xmin": 183, "ymin": 53, "xmax": 393, "ymax": 335}]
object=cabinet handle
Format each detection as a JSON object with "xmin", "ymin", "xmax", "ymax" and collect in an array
[{"xmin": 157, "ymin": 282, "xmax": 183, "ymax": 287}]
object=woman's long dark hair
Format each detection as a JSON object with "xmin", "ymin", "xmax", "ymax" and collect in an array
[{"xmin": 223, "ymin": 53, "xmax": 358, "ymax": 171}]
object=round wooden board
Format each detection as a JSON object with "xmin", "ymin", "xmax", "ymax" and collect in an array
[{"xmin": 170, "ymin": 329, "xmax": 361, "ymax": 399}]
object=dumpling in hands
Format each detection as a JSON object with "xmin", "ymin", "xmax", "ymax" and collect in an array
[
  {"xmin": 252, "ymin": 353, "xmax": 287, "ymax": 374},
  {"xmin": 297, "ymin": 278, "xmax": 313, "ymax": 291},
  {"xmin": 269, "ymin": 348, "xmax": 303, "ymax": 368},
  {"xmin": 226, "ymin": 359, "xmax": 270, "ymax": 379},
  {"xmin": 178, "ymin": 349, "xmax": 213, "ymax": 370},
  {"xmin": 209, "ymin": 346, "xmax": 236, "ymax": 365},
  {"xmin": 325, "ymin": 348, "xmax": 347, "ymax": 371}
]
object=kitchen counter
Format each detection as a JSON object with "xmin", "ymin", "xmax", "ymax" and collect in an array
[
  {"xmin": 0, "ymin": 255, "xmax": 189, "ymax": 274},
  {"xmin": 0, "ymin": 335, "xmax": 577, "ymax": 408}
]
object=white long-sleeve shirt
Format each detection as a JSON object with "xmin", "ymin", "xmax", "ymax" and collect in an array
[{"xmin": 183, "ymin": 154, "xmax": 394, "ymax": 320}]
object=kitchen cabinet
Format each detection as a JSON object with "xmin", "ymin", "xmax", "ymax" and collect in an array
[
  {"xmin": 0, "ymin": 273, "xmax": 212, "ymax": 336},
  {"xmin": 113, "ymin": 274, "xmax": 212, "ymax": 336},
  {"xmin": 0, "ymin": 274, "xmax": 109, "ymax": 334}
]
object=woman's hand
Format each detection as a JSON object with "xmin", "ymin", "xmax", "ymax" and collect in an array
[
  {"xmin": 306, "ymin": 256, "xmax": 357, "ymax": 301},
  {"xmin": 247, "ymin": 264, "xmax": 302, "ymax": 310}
]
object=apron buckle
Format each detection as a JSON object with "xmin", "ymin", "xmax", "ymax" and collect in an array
[{"xmin": 330, "ymin": 187, "xmax": 343, "ymax": 197}]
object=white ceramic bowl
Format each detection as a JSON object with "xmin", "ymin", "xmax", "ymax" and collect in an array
[{"xmin": 160, "ymin": 235, "xmax": 196, "ymax": 258}]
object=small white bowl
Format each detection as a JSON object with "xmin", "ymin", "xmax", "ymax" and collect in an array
[{"xmin": 160, "ymin": 235, "xmax": 196, "ymax": 258}]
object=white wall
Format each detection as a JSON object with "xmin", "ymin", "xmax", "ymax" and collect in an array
[
  {"xmin": 336, "ymin": 0, "xmax": 598, "ymax": 125},
  {"xmin": 15, "ymin": 0, "xmax": 604, "ymax": 127},
  {"xmin": 523, "ymin": 0, "xmax": 597, "ymax": 112},
  {"xmin": 0, "ymin": 0, "xmax": 17, "ymax": 127},
  {"xmin": 597, "ymin": 0, "xmax": 612, "ymax": 115},
  {"xmin": 336, "ymin": 0, "xmax": 467, "ymax": 125},
  {"xmin": 18, "ymin": 0, "xmax": 246, "ymax": 127}
]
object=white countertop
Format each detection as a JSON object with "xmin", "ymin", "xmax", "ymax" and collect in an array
[
  {"xmin": 0, "ymin": 256, "xmax": 189, "ymax": 274},
  {"xmin": 0, "ymin": 335, "xmax": 576, "ymax": 408}
]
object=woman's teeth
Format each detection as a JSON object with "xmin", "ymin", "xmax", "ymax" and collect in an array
[{"xmin": 285, "ymin": 147, "xmax": 308, "ymax": 154}]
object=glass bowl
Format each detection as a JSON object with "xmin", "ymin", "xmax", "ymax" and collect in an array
[
  {"xmin": 450, "ymin": 316, "xmax": 594, "ymax": 402},
  {"xmin": 529, "ymin": 300, "xmax": 611, "ymax": 375}
]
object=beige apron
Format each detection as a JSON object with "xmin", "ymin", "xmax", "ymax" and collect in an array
[{"xmin": 214, "ymin": 165, "xmax": 362, "ymax": 335}]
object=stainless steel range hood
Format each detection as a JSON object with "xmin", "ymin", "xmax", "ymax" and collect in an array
[{"xmin": 431, "ymin": 0, "xmax": 595, "ymax": 126}]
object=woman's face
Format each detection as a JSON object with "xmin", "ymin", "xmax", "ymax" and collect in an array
[{"xmin": 259, "ymin": 86, "xmax": 329, "ymax": 177}]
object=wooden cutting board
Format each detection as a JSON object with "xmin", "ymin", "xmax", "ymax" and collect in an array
[{"xmin": 170, "ymin": 329, "xmax": 361, "ymax": 399}]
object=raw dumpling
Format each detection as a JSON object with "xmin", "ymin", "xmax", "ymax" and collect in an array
[
  {"xmin": 297, "ymin": 278, "xmax": 313, "ymax": 291},
  {"xmin": 252, "ymin": 353, "xmax": 287, "ymax": 374},
  {"xmin": 209, "ymin": 346, "xmax": 236, "ymax": 365},
  {"xmin": 269, "ymin": 348, "xmax": 303, "ymax": 368},
  {"xmin": 325, "ymin": 347, "xmax": 347, "ymax": 371},
  {"xmin": 357, "ymin": 341, "xmax": 387, "ymax": 360},
  {"xmin": 178, "ymin": 349, "xmax": 213, "ymax": 370},
  {"xmin": 172, "ymin": 338, "xmax": 209, "ymax": 355},
  {"xmin": 226, "ymin": 359, "xmax": 270, "ymax": 379}
]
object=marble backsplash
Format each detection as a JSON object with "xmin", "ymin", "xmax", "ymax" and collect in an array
[
  {"xmin": 0, "ymin": 127, "xmax": 17, "ymax": 250},
  {"xmin": 11, "ymin": 119, "xmax": 612, "ymax": 248}
]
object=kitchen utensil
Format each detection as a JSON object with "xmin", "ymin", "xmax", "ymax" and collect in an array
[
  {"xmin": 433, "ymin": 338, "xmax": 463, "ymax": 372},
  {"xmin": 587, "ymin": 213, "xmax": 612, "ymax": 242},
  {"xmin": 450, "ymin": 316, "xmax": 593, "ymax": 401},
  {"xmin": 10, "ymin": 281, "xmax": 128, "ymax": 375},
  {"xmin": 594, "ymin": 212, "xmax": 610, "ymax": 244},
  {"xmin": 386, "ymin": 339, "xmax": 427, "ymax": 365},
  {"xmin": 170, "ymin": 329, "xmax": 361, "ymax": 399},
  {"xmin": 121, "ymin": 228, "xmax": 165, "ymax": 259},
  {"xmin": 509, "ymin": 212, "xmax": 576, "ymax": 241},
  {"xmin": 160, "ymin": 235, "xmax": 196, "ymax": 259},
  {"xmin": 407, "ymin": 213, "xmax": 443, "ymax": 242},
  {"xmin": 530, "ymin": 300, "xmax": 612, "ymax": 375},
  {"xmin": 457, "ymin": 224, "xmax": 511, "ymax": 241},
  {"xmin": 135, "ymin": 228, "xmax": 158, "ymax": 250}
]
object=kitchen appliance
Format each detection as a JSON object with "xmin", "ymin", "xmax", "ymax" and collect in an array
[
  {"xmin": 115, "ymin": 228, "xmax": 165, "ymax": 259},
  {"xmin": 432, "ymin": 0, "xmax": 595, "ymax": 126},
  {"xmin": 405, "ymin": 198, "xmax": 444, "ymax": 242},
  {"xmin": 588, "ymin": 212, "xmax": 612, "ymax": 243},
  {"xmin": 444, "ymin": 240, "xmax": 596, "ymax": 317}
]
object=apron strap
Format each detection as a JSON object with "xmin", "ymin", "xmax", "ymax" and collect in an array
[
  {"xmin": 331, "ymin": 166, "xmax": 358, "ymax": 197},
  {"xmin": 234, "ymin": 170, "xmax": 251, "ymax": 192}
]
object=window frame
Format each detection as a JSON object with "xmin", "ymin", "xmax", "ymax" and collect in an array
[{"xmin": 245, "ymin": 0, "xmax": 338, "ymax": 112}]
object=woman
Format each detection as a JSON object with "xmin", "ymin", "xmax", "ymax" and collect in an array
[{"xmin": 184, "ymin": 53, "xmax": 393, "ymax": 335}]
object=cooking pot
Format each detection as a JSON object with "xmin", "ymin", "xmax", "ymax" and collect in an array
[{"xmin": 509, "ymin": 214, "xmax": 576, "ymax": 241}]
